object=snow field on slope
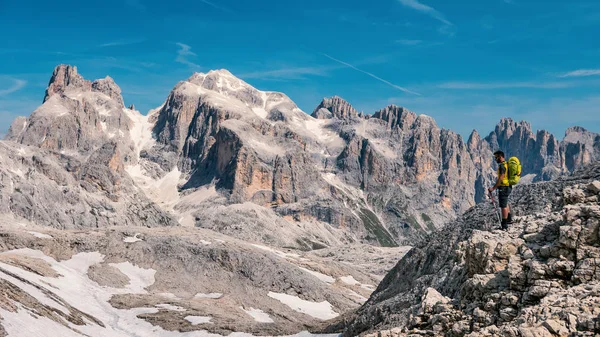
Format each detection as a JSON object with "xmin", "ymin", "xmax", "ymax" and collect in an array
[
  {"xmin": 0, "ymin": 248, "xmax": 340, "ymax": 337},
  {"xmin": 267, "ymin": 292, "xmax": 339, "ymax": 320}
]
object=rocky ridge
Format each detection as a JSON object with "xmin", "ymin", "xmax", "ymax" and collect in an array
[{"xmin": 324, "ymin": 162, "xmax": 600, "ymax": 336}]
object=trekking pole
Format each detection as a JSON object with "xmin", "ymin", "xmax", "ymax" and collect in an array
[{"xmin": 488, "ymin": 190, "xmax": 501, "ymax": 227}]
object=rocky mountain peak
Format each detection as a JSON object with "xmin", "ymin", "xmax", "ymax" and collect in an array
[
  {"xmin": 492, "ymin": 118, "xmax": 533, "ymax": 140},
  {"xmin": 43, "ymin": 64, "xmax": 91, "ymax": 102},
  {"xmin": 372, "ymin": 105, "xmax": 417, "ymax": 130},
  {"xmin": 311, "ymin": 96, "xmax": 359, "ymax": 120},
  {"xmin": 185, "ymin": 69, "xmax": 265, "ymax": 108},
  {"xmin": 566, "ymin": 125, "xmax": 588, "ymax": 135},
  {"xmin": 91, "ymin": 76, "xmax": 125, "ymax": 108},
  {"xmin": 467, "ymin": 129, "xmax": 481, "ymax": 150}
]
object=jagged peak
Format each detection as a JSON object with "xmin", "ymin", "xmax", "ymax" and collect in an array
[
  {"xmin": 566, "ymin": 126, "xmax": 588, "ymax": 135},
  {"xmin": 372, "ymin": 104, "xmax": 417, "ymax": 130},
  {"xmin": 467, "ymin": 129, "xmax": 481, "ymax": 145},
  {"xmin": 496, "ymin": 118, "xmax": 532, "ymax": 131},
  {"xmin": 311, "ymin": 96, "xmax": 359, "ymax": 119},
  {"xmin": 43, "ymin": 64, "xmax": 91, "ymax": 102},
  {"xmin": 91, "ymin": 76, "xmax": 124, "ymax": 108}
]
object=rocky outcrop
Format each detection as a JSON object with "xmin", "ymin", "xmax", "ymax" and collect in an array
[
  {"xmin": 467, "ymin": 130, "xmax": 495, "ymax": 203},
  {"xmin": 561, "ymin": 126, "xmax": 600, "ymax": 173},
  {"xmin": 486, "ymin": 118, "xmax": 599, "ymax": 182},
  {"xmin": 5, "ymin": 116, "xmax": 27, "ymax": 140},
  {"xmin": 91, "ymin": 76, "xmax": 125, "ymax": 108},
  {"xmin": 312, "ymin": 96, "xmax": 360, "ymax": 120},
  {"xmin": 372, "ymin": 105, "xmax": 417, "ymax": 131},
  {"xmin": 43, "ymin": 65, "xmax": 91, "ymax": 102},
  {"xmin": 7, "ymin": 65, "xmax": 134, "ymax": 158},
  {"xmin": 325, "ymin": 162, "xmax": 600, "ymax": 336}
]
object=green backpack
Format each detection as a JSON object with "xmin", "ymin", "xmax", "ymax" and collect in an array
[{"xmin": 507, "ymin": 156, "xmax": 522, "ymax": 186}]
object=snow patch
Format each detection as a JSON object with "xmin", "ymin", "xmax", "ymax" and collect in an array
[
  {"xmin": 158, "ymin": 293, "xmax": 180, "ymax": 300},
  {"xmin": 108, "ymin": 262, "xmax": 156, "ymax": 293},
  {"xmin": 346, "ymin": 290, "xmax": 368, "ymax": 303},
  {"xmin": 123, "ymin": 233, "xmax": 142, "ymax": 243},
  {"xmin": 0, "ymin": 264, "xmax": 70, "ymax": 315},
  {"xmin": 339, "ymin": 275, "xmax": 360, "ymax": 286},
  {"xmin": 184, "ymin": 316, "xmax": 212, "ymax": 325},
  {"xmin": 200, "ymin": 240, "xmax": 211, "ymax": 245},
  {"xmin": 361, "ymin": 284, "xmax": 376, "ymax": 291},
  {"xmin": 123, "ymin": 108, "xmax": 155, "ymax": 154},
  {"xmin": 298, "ymin": 267, "xmax": 335, "ymax": 284},
  {"xmin": 252, "ymin": 107, "xmax": 268, "ymax": 119},
  {"xmin": 27, "ymin": 231, "xmax": 53, "ymax": 239},
  {"xmin": 127, "ymin": 165, "xmax": 182, "ymax": 211},
  {"xmin": 193, "ymin": 293, "xmax": 223, "ymax": 299},
  {"xmin": 240, "ymin": 306, "xmax": 274, "ymax": 323},
  {"xmin": 251, "ymin": 244, "xmax": 301, "ymax": 260},
  {"xmin": 268, "ymin": 292, "xmax": 339, "ymax": 320},
  {"xmin": 155, "ymin": 304, "xmax": 186, "ymax": 312},
  {"xmin": 33, "ymin": 95, "xmax": 70, "ymax": 117}
]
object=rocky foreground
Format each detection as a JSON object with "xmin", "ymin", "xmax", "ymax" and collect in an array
[
  {"xmin": 324, "ymin": 163, "xmax": 600, "ymax": 336},
  {"xmin": 0, "ymin": 216, "xmax": 410, "ymax": 336}
]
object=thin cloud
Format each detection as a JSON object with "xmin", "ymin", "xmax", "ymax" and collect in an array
[
  {"xmin": 397, "ymin": 0, "xmax": 452, "ymax": 25},
  {"xmin": 125, "ymin": 0, "xmax": 146, "ymax": 11},
  {"xmin": 559, "ymin": 69, "xmax": 600, "ymax": 78},
  {"xmin": 321, "ymin": 54, "xmax": 421, "ymax": 95},
  {"xmin": 100, "ymin": 39, "xmax": 146, "ymax": 48},
  {"xmin": 438, "ymin": 81, "xmax": 576, "ymax": 89},
  {"xmin": 239, "ymin": 66, "xmax": 332, "ymax": 80},
  {"xmin": 200, "ymin": 0, "xmax": 233, "ymax": 13},
  {"xmin": 396, "ymin": 39, "xmax": 423, "ymax": 46},
  {"xmin": 175, "ymin": 43, "xmax": 201, "ymax": 69},
  {"xmin": 0, "ymin": 78, "xmax": 27, "ymax": 96}
]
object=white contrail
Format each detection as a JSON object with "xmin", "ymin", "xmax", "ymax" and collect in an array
[{"xmin": 322, "ymin": 54, "xmax": 421, "ymax": 96}]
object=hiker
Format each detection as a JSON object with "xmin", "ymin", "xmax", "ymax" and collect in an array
[{"xmin": 489, "ymin": 150, "xmax": 513, "ymax": 230}]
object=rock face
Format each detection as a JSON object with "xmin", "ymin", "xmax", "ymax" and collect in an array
[
  {"xmin": 312, "ymin": 96, "xmax": 360, "ymax": 120},
  {"xmin": 43, "ymin": 64, "xmax": 91, "ymax": 102},
  {"xmin": 0, "ymin": 141, "xmax": 175, "ymax": 229},
  {"xmin": 325, "ymin": 163, "xmax": 600, "ymax": 336},
  {"xmin": 92, "ymin": 76, "xmax": 125, "ymax": 108}
]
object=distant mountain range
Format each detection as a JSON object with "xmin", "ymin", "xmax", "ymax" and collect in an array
[{"xmin": 3, "ymin": 64, "xmax": 599, "ymax": 247}]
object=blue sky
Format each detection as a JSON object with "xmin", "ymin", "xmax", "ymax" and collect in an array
[{"xmin": 1, "ymin": 0, "xmax": 600, "ymax": 139}]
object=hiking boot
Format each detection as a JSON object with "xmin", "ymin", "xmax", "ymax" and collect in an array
[
  {"xmin": 501, "ymin": 219, "xmax": 509, "ymax": 231},
  {"xmin": 507, "ymin": 213, "xmax": 514, "ymax": 224}
]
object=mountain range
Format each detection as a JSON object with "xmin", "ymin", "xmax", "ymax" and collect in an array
[
  {"xmin": 4, "ymin": 65, "xmax": 599, "ymax": 246},
  {"xmin": 0, "ymin": 64, "xmax": 599, "ymax": 336}
]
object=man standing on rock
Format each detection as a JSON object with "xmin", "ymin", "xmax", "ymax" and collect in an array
[{"xmin": 489, "ymin": 151, "xmax": 513, "ymax": 230}]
